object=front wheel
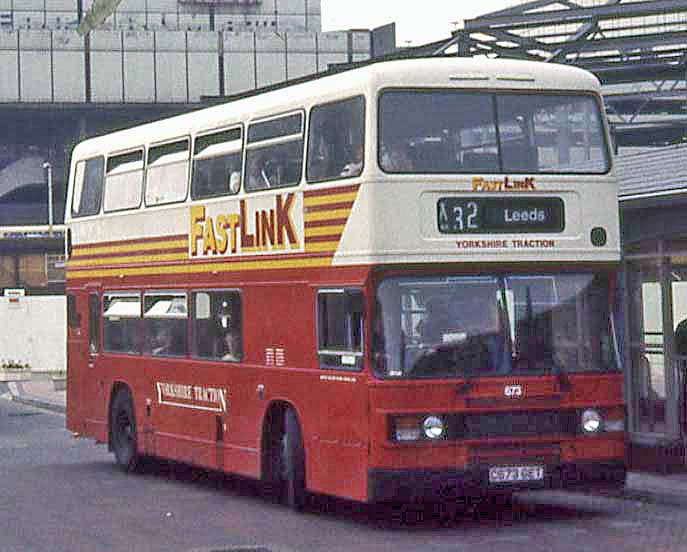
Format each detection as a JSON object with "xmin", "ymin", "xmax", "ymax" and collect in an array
[
  {"xmin": 280, "ymin": 408, "xmax": 307, "ymax": 510},
  {"xmin": 110, "ymin": 389, "xmax": 140, "ymax": 472}
]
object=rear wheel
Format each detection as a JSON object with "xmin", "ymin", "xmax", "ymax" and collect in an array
[
  {"xmin": 110, "ymin": 389, "xmax": 140, "ymax": 472},
  {"xmin": 279, "ymin": 408, "xmax": 307, "ymax": 510}
]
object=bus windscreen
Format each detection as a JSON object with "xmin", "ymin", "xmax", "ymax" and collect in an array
[
  {"xmin": 374, "ymin": 273, "xmax": 619, "ymax": 379},
  {"xmin": 379, "ymin": 91, "xmax": 609, "ymax": 175}
]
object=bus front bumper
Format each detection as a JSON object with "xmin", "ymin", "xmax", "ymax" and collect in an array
[{"xmin": 367, "ymin": 460, "xmax": 627, "ymax": 503}]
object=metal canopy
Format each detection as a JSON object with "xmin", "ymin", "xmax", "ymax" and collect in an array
[{"xmin": 429, "ymin": 0, "xmax": 687, "ymax": 147}]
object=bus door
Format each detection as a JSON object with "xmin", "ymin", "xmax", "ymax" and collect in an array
[
  {"xmin": 308, "ymin": 288, "xmax": 369, "ymax": 501},
  {"xmin": 66, "ymin": 291, "xmax": 87, "ymax": 433},
  {"xmin": 67, "ymin": 290, "xmax": 105, "ymax": 439}
]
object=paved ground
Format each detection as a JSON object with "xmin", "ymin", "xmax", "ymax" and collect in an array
[
  {"xmin": 2, "ymin": 375, "xmax": 687, "ymax": 510},
  {"xmin": 2, "ymin": 396, "xmax": 687, "ymax": 552}
]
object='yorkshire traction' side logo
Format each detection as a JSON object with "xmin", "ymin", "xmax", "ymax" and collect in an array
[{"xmin": 189, "ymin": 192, "xmax": 303, "ymax": 258}]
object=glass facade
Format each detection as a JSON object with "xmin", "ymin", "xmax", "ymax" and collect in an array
[{"xmin": 624, "ymin": 238, "xmax": 687, "ymax": 445}]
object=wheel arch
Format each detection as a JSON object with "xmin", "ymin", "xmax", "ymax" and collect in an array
[
  {"xmin": 260, "ymin": 400, "xmax": 303, "ymax": 481},
  {"xmin": 107, "ymin": 381, "xmax": 134, "ymax": 452}
]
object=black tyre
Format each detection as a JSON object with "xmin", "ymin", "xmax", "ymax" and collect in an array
[
  {"xmin": 110, "ymin": 389, "xmax": 140, "ymax": 472},
  {"xmin": 280, "ymin": 408, "xmax": 307, "ymax": 510}
]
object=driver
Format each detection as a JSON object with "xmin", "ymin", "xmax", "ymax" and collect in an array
[{"xmin": 418, "ymin": 296, "xmax": 452, "ymax": 344}]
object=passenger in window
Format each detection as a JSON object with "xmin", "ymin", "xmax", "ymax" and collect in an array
[
  {"xmin": 340, "ymin": 143, "xmax": 363, "ymax": 177},
  {"xmin": 247, "ymin": 153, "xmax": 271, "ymax": 190},
  {"xmin": 152, "ymin": 327, "xmax": 174, "ymax": 355},
  {"xmin": 309, "ymin": 132, "xmax": 333, "ymax": 181},
  {"xmin": 381, "ymin": 140, "xmax": 414, "ymax": 172},
  {"xmin": 220, "ymin": 330, "xmax": 241, "ymax": 361}
]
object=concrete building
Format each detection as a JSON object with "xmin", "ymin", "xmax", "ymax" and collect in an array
[{"xmin": 0, "ymin": 0, "xmax": 393, "ymax": 371}]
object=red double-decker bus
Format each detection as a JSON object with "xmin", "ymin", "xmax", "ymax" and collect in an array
[{"xmin": 65, "ymin": 57, "xmax": 626, "ymax": 509}]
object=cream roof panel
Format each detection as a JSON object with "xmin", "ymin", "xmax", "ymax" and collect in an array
[{"xmin": 70, "ymin": 58, "xmax": 602, "ymax": 161}]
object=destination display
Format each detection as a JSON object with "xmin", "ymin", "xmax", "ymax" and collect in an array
[{"xmin": 437, "ymin": 197, "xmax": 565, "ymax": 234}]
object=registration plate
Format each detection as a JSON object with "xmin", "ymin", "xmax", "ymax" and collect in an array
[{"xmin": 488, "ymin": 465, "xmax": 544, "ymax": 484}]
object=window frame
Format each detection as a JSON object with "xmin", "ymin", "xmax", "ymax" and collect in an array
[
  {"xmin": 67, "ymin": 293, "xmax": 80, "ymax": 329},
  {"xmin": 46, "ymin": 253, "xmax": 66, "ymax": 283},
  {"xmin": 316, "ymin": 287, "xmax": 365, "ymax": 372},
  {"xmin": 191, "ymin": 288, "xmax": 243, "ymax": 363},
  {"xmin": 144, "ymin": 136, "xmax": 191, "ymax": 207},
  {"xmin": 88, "ymin": 292, "xmax": 100, "ymax": 354},
  {"xmin": 103, "ymin": 147, "xmax": 146, "ymax": 213},
  {"xmin": 143, "ymin": 290, "xmax": 189, "ymax": 358},
  {"xmin": 376, "ymin": 87, "xmax": 612, "ymax": 176},
  {"xmin": 244, "ymin": 109, "xmax": 305, "ymax": 193},
  {"xmin": 191, "ymin": 125, "xmax": 244, "ymax": 200},
  {"xmin": 102, "ymin": 291, "xmax": 142, "ymax": 355},
  {"xmin": 306, "ymin": 95, "xmax": 366, "ymax": 185},
  {"xmin": 71, "ymin": 155, "xmax": 104, "ymax": 218}
]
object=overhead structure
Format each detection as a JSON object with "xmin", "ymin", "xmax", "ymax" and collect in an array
[{"xmin": 429, "ymin": 0, "xmax": 687, "ymax": 149}]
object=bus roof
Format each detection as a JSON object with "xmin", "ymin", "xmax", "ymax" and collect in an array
[{"xmin": 71, "ymin": 57, "xmax": 602, "ymax": 161}]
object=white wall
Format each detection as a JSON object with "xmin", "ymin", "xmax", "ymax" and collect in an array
[{"xmin": 0, "ymin": 295, "xmax": 65, "ymax": 373}]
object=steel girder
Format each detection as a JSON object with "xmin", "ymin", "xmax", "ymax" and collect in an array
[{"xmin": 429, "ymin": 0, "xmax": 687, "ymax": 145}]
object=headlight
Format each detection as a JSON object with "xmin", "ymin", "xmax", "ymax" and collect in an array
[
  {"xmin": 423, "ymin": 416, "xmax": 446, "ymax": 439},
  {"xmin": 581, "ymin": 409, "xmax": 602, "ymax": 434}
]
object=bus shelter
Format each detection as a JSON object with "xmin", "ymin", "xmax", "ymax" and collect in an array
[{"xmin": 618, "ymin": 144, "xmax": 687, "ymax": 472}]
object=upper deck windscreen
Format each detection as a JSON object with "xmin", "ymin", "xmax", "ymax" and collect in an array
[{"xmin": 379, "ymin": 91, "xmax": 609, "ymax": 175}]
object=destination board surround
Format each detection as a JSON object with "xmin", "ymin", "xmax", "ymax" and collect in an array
[{"xmin": 437, "ymin": 197, "xmax": 565, "ymax": 234}]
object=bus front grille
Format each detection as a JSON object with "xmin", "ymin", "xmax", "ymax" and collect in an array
[{"xmin": 452, "ymin": 410, "xmax": 577, "ymax": 440}]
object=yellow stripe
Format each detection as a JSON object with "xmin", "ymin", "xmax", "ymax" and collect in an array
[
  {"xmin": 304, "ymin": 209, "xmax": 351, "ymax": 223},
  {"xmin": 304, "ymin": 241, "xmax": 339, "ymax": 253},
  {"xmin": 72, "ymin": 239, "xmax": 187, "ymax": 257},
  {"xmin": 304, "ymin": 225, "xmax": 345, "ymax": 238},
  {"xmin": 67, "ymin": 256, "xmax": 332, "ymax": 280},
  {"xmin": 303, "ymin": 191, "xmax": 358, "ymax": 207},
  {"xmin": 68, "ymin": 252, "xmax": 188, "ymax": 268}
]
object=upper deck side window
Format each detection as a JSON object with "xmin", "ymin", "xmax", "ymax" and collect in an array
[
  {"xmin": 191, "ymin": 126, "xmax": 243, "ymax": 199},
  {"xmin": 307, "ymin": 96, "xmax": 365, "ymax": 183},
  {"xmin": 378, "ymin": 90, "xmax": 610, "ymax": 175},
  {"xmin": 71, "ymin": 156, "xmax": 104, "ymax": 218},
  {"xmin": 145, "ymin": 138, "xmax": 190, "ymax": 207},
  {"xmin": 104, "ymin": 149, "xmax": 144, "ymax": 212},
  {"xmin": 245, "ymin": 112, "xmax": 304, "ymax": 192}
]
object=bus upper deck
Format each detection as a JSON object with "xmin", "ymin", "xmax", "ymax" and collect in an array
[{"xmin": 66, "ymin": 57, "xmax": 618, "ymax": 285}]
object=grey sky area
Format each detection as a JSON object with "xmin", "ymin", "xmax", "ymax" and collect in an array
[{"xmin": 320, "ymin": 0, "xmax": 517, "ymax": 44}]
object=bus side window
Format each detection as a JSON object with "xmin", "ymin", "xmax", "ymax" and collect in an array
[
  {"xmin": 192, "ymin": 127, "xmax": 243, "ymax": 199},
  {"xmin": 71, "ymin": 156, "xmax": 104, "ymax": 218},
  {"xmin": 104, "ymin": 149, "xmax": 144, "ymax": 212},
  {"xmin": 245, "ymin": 112, "xmax": 304, "ymax": 192},
  {"xmin": 307, "ymin": 96, "xmax": 365, "ymax": 183},
  {"xmin": 192, "ymin": 290, "xmax": 242, "ymax": 362},
  {"xmin": 103, "ymin": 293, "xmax": 142, "ymax": 355},
  {"xmin": 317, "ymin": 289, "xmax": 364, "ymax": 371},
  {"xmin": 88, "ymin": 293, "xmax": 100, "ymax": 354},
  {"xmin": 143, "ymin": 293, "xmax": 188, "ymax": 357},
  {"xmin": 146, "ymin": 138, "xmax": 190, "ymax": 206},
  {"xmin": 67, "ymin": 294, "xmax": 81, "ymax": 330}
]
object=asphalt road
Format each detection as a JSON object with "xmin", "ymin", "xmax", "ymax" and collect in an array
[{"xmin": 1, "ymin": 398, "xmax": 686, "ymax": 552}]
